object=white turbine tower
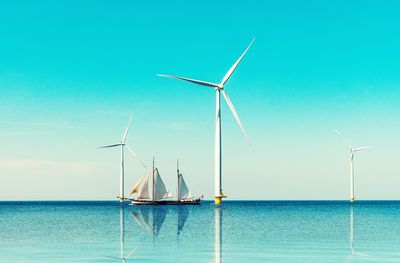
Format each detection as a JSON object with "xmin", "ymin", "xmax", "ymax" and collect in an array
[
  {"xmin": 158, "ymin": 39, "xmax": 254, "ymax": 204},
  {"xmin": 335, "ymin": 130, "xmax": 370, "ymax": 202},
  {"xmin": 99, "ymin": 116, "xmax": 147, "ymax": 202}
]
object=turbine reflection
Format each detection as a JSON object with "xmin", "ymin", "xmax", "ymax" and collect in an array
[
  {"xmin": 215, "ymin": 206, "xmax": 222, "ymax": 263},
  {"xmin": 347, "ymin": 206, "xmax": 370, "ymax": 262},
  {"xmin": 105, "ymin": 206, "xmax": 137, "ymax": 262}
]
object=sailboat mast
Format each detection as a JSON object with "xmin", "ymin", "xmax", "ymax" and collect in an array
[
  {"xmin": 177, "ymin": 159, "xmax": 180, "ymax": 202},
  {"xmin": 152, "ymin": 156, "xmax": 155, "ymax": 202}
]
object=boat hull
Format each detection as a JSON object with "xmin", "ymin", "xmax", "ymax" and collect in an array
[{"xmin": 129, "ymin": 198, "xmax": 202, "ymax": 206}]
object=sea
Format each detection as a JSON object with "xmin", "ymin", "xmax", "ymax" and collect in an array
[{"xmin": 0, "ymin": 201, "xmax": 399, "ymax": 263}]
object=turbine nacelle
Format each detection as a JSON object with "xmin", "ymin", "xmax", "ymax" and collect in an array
[{"xmin": 216, "ymin": 82, "xmax": 225, "ymax": 90}]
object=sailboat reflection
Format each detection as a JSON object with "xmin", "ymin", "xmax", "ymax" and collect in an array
[
  {"xmin": 177, "ymin": 206, "xmax": 189, "ymax": 236},
  {"xmin": 215, "ymin": 206, "xmax": 222, "ymax": 263},
  {"xmin": 130, "ymin": 206, "xmax": 193, "ymax": 238},
  {"xmin": 347, "ymin": 206, "xmax": 370, "ymax": 261},
  {"xmin": 131, "ymin": 206, "xmax": 169, "ymax": 236},
  {"xmin": 106, "ymin": 207, "xmax": 138, "ymax": 262}
]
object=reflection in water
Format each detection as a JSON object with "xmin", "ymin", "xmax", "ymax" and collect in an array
[
  {"xmin": 349, "ymin": 206, "xmax": 354, "ymax": 257},
  {"xmin": 131, "ymin": 206, "xmax": 169, "ymax": 237},
  {"xmin": 106, "ymin": 207, "xmax": 137, "ymax": 262},
  {"xmin": 215, "ymin": 206, "xmax": 222, "ymax": 263},
  {"xmin": 177, "ymin": 206, "xmax": 189, "ymax": 236},
  {"xmin": 7, "ymin": 202, "xmax": 400, "ymax": 262},
  {"xmin": 131, "ymin": 206, "xmax": 192, "ymax": 239},
  {"xmin": 153, "ymin": 207, "xmax": 168, "ymax": 237},
  {"xmin": 348, "ymin": 206, "xmax": 370, "ymax": 261}
]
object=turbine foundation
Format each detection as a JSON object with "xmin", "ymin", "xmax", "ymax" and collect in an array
[{"xmin": 214, "ymin": 194, "xmax": 226, "ymax": 205}]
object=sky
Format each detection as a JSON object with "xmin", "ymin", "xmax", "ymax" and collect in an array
[{"xmin": 1, "ymin": 0, "xmax": 400, "ymax": 200}]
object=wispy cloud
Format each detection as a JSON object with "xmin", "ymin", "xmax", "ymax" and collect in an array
[
  {"xmin": 79, "ymin": 110, "xmax": 131, "ymax": 119},
  {"xmin": 0, "ymin": 121, "xmax": 82, "ymax": 129},
  {"xmin": 0, "ymin": 131, "xmax": 51, "ymax": 137},
  {"xmin": 152, "ymin": 121, "xmax": 191, "ymax": 131},
  {"xmin": 0, "ymin": 159, "xmax": 99, "ymax": 176}
]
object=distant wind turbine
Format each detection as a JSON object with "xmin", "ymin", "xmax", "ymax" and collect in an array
[
  {"xmin": 335, "ymin": 130, "xmax": 370, "ymax": 202},
  {"xmin": 99, "ymin": 116, "xmax": 147, "ymax": 202},
  {"xmin": 158, "ymin": 38, "xmax": 254, "ymax": 204}
]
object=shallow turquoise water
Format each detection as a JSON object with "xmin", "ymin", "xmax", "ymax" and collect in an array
[{"xmin": 1, "ymin": 201, "xmax": 400, "ymax": 262}]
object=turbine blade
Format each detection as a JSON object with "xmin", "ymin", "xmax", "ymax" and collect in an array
[
  {"xmin": 353, "ymin": 146, "xmax": 371, "ymax": 152},
  {"xmin": 334, "ymin": 130, "xmax": 352, "ymax": 149},
  {"xmin": 122, "ymin": 114, "xmax": 132, "ymax": 144},
  {"xmin": 220, "ymin": 38, "xmax": 255, "ymax": 87},
  {"xmin": 221, "ymin": 89, "xmax": 250, "ymax": 145},
  {"xmin": 126, "ymin": 246, "xmax": 139, "ymax": 258},
  {"xmin": 157, "ymin": 74, "xmax": 218, "ymax": 88},
  {"xmin": 354, "ymin": 252, "xmax": 371, "ymax": 257},
  {"xmin": 125, "ymin": 145, "xmax": 148, "ymax": 168},
  {"xmin": 104, "ymin": 256, "xmax": 122, "ymax": 260},
  {"xmin": 98, "ymin": 144, "xmax": 121, "ymax": 149}
]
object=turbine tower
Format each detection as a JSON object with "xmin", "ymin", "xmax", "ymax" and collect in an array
[
  {"xmin": 99, "ymin": 116, "xmax": 147, "ymax": 202},
  {"xmin": 158, "ymin": 39, "xmax": 254, "ymax": 204},
  {"xmin": 335, "ymin": 130, "xmax": 370, "ymax": 202}
]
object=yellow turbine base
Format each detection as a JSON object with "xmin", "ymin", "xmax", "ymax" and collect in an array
[
  {"xmin": 214, "ymin": 194, "xmax": 226, "ymax": 205},
  {"xmin": 118, "ymin": 196, "xmax": 125, "ymax": 203},
  {"xmin": 350, "ymin": 197, "xmax": 356, "ymax": 203}
]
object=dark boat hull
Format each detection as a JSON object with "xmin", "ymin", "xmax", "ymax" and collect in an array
[{"xmin": 129, "ymin": 198, "xmax": 202, "ymax": 206}]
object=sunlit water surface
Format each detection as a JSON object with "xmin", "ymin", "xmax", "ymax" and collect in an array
[{"xmin": 0, "ymin": 201, "xmax": 400, "ymax": 262}]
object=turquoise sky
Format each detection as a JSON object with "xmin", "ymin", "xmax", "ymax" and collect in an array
[{"xmin": 1, "ymin": 0, "xmax": 400, "ymax": 200}]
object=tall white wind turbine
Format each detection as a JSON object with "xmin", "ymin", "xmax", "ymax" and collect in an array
[
  {"xmin": 99, "ymin": 116, "xmax": 147, "ymax": 202},
  {"xmin": 335, "ymin": 130, "xmax": 370, "ymax": 202},
  {"xmin": 158, "ymin": 39, "xmax": 254, "ymax": 204}
]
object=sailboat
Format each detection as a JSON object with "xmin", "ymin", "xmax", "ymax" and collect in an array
[
  {"xmin": 176, "ymin": 160, "xmax": 203, "ymax": 205},
  {"xmin": 129, "ymin": 159, "xmax": 203, "ymax": 205}
]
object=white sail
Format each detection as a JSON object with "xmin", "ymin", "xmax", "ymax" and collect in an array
[
  {"xmin": 138, "ymin": 174, "xmax": 150, "ymax": 200},
  {"xmin": 178, "ymin": 174, "xmax": 193, "ymax": 200},
  {"xmin": 129, "ymin": 175, "xmax": 145, "ymax": 196},
  {"xmin": 154, "ymin": 168, "xmax": 172, "ymax": 200}
]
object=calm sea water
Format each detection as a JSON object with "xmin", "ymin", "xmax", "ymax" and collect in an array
[{"xmin": 0, "ymin": 201, "xmax": 400, "ymax": 263}]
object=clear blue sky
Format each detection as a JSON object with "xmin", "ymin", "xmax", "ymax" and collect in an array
[{"xmin": 1, "ymin": 0, "xmax": 400, "ymax": 200}]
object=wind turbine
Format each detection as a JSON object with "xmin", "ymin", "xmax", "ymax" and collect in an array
[
  {"xmin": 158, "ymin": 39, "xmax": 254, "ymax": 204},
  {"xmin": 99, "ymin": 116, "xmax": 147, "ymax": 202},
  {"xmin": 335, "ymin": 130, "xmax": 370, "ymax": 202}
]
